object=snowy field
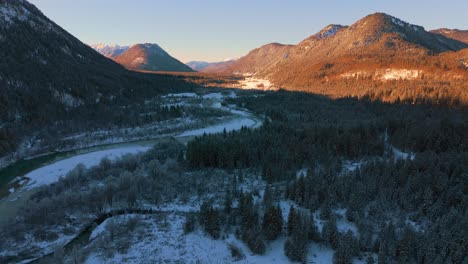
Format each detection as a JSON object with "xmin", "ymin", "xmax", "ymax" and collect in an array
[
  {"xmin": 84, "ymin": 206, "xmax": 366, "ymax": 264},
  {"xmin": 237, "ymin": 77, "xmax": 278, "ymax": 91},
  {"xmin": 85, "ymin": 214, "xmax": 307, "ymax": 264},
  {"xmin": 22, "ymin": 146, "xmax": 151, "ymax": 191}
]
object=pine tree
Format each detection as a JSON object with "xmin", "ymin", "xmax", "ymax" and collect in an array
[
  {"xmin": 199, "ymin": 202, "xmax": 221, "ymax": 239},
  {"xmin": 308, "ymin": 213, "xmax": 320, "ymax": 242},
  {"xmin": 321, "ymin": 200, "xmax": 332, "ymax": 220},
  {"xmin": 183, "ymin": 214, "xmax": 196, "ymax": 234},
  {"xmin": 263, "ymin": 185, "xmax": 273, "ymax": 207},
  {"xmin": 262, "ymin": 205, "xmax": 283, "ymax": 240},
  {"xmin": 284, "ymin": 212, "xmax": 309, "ymax": 262},
  {"xmin": 366, "ymin": 254, "xmax": 375, "ymax": 264},
  {"xmin": 287, "ymin": 205, "xmax": 296, "ymax": 236},
  {"xmin": 224, "ymin": 190, "xmax": 232, "ymax": 215},
  {"xmin": 333, "ymin": 241, "xmax": 352, "ymax": 264},
  {"xmin": 322, "ymin": 216, "xmax": 338, "ymax": 249}
]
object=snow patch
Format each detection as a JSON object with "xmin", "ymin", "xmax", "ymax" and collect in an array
[
  {"xmin": 308, "ymin": 242, "xmax": 335, "ymax": 263},
  {"xmin": 296, "ymin": 168, "xmax": 308, "ymax": 178},
  {"xmin": 238, "ymin": 77, "xmax": 277, "ymax": 91},
  {"xmin": 334, "ymin": 209, "xmax": 359, "ymax": 235},
  {"xmin": 54, "ymin": 92, "xmax": 83, "ymax": 108},
  {"xmin": 202, "ymin": 93, "xmax": 224, "ymax": 100},
  {"xmin": 340, "ymin": 69, "xmax": 422, "ymax": 81},
  {"xmin": 341, "ymin": 160, "xmax": 363, "ymax": 174},
  {"xmin": 380, "ymin": 69, "xmax": 421, "ymax": 81},
  {"xmin": 0, "ymin": 4, "xmax": 30, "ymax": 26},
  {"xmin": 23, "ymin": 146, "xmax": 151, "ymax": 190},
  {"xmin": 317, "ymin": 25, "xmax": 343, "ymax": 39},
  {"xmin": 390, "ymin": 17, "xmax": 406, "ymax": 27},
  {"xmin": 132, "ymin": 57, "xmax": 145, "ymax": 65},
  {"xmin": 340, "ymin": 71, "xmax": 373, "ymax": 79},
  {"xmin": 162, "ymin": 93, "xmax": 198, "ymax": 98},
  {"xmin": 390, "ymin": 146, "xmax": 415, "ymax": 160},
  {"xmin": 87, "ymin": 213, "xmax": 294, "ymax": 264}
]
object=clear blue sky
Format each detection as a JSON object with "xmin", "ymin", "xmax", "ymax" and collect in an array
[{"xmin": 29, "ymin": 0, "xmax": 467, "ymax": 63}]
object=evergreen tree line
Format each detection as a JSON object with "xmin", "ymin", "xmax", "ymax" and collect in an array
[
  {"xmin": 187, "ymin": 122, "xmax": 384, "ymax": 182},
  {"xmin": 185, "ymin": 91, "xmax": 467, "ymax": 263}
]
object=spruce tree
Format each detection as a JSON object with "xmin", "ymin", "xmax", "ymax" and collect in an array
[
  {"xmin": 262, "ymin": 205, "xmax": 283, "ymax": 240},
  {"xmin": 287, "ymin": 205, "xmax": 296, "ymax": 236}
]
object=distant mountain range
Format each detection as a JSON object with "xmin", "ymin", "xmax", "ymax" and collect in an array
[
  {"xmin": 91, "ymin": 43, "xmax": 193, "ymax": 72},
  {"xmin": 430, "ymin": 28, "xmax": 468, "ymax": 44},
  {"xmin": 186, "ymin": 58, "xmax": 238, "ymax": 71},
  {"xmin": 203, "ymin": 13, "xmax": 468, "ymax": 104},
  {"xmin": 90, "ymin": 43, "xmax": 129, "ymax": 58}
]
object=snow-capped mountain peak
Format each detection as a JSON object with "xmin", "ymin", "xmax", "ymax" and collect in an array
[
  {"xmin": 316, "ymin": 24, "xmax": 347, "ymax": 39},
  {"xmin": 90, "ymin": 43, "xmax": 130, "ymax": 58}
]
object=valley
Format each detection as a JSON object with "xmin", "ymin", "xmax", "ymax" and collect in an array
[{"xmin": 0, "ymin": 1, "xmax": 467, "ymax": 264}]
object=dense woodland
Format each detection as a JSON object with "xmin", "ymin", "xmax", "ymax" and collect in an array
[
  {"xmin": 1, "ymin": 1, "xmax": 466, "ymax": 262},
  {"xmin": 1, "ymin": 90, "xmax": 466, "ymax": 263},
  {"xmin": 187, "ymin": 91, "xmax": 467, "ymax": 263}
]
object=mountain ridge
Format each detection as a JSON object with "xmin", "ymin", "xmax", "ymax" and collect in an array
[
  {"xmin": 203, "ymin": 12, "xmax": 468, "ymax": 104},
  {"xmin": 0, "ymin": 0, "xmax": 195, "ymax": 157},
  {"xmin": 113, "ymin": 43, "xmax": 194, "ymax": 72},
  {"xmin": 90, "ymin": 43, "xmax": 129, "ymax": 58},
  {"xmin": 430, "ymin": 28, "xmax": 468, "ymax": 44},
  {"xmin": 186, "ymin": 58, "xmax": 238, "ymax": 71}
]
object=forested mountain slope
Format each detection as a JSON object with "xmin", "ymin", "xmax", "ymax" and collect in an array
[
  {"xmin": 205, "ymin": 13, "xmax": 468, "ymax": 105},
  {"xmin": 0, "ymin": 0, "xmax": 196, "ymax": 158}
]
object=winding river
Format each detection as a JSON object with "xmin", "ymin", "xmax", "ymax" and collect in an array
[{"xmin": 0, "ymin": 100, "xmax": 262, "ymax": 263}]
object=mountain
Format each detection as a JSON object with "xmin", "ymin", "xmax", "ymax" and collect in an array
[
  {"xmin": 430, "ymin": 28, "xmax": 468, "ymax": 44},
  {"xmin": 0, "ymin": 0, "xmax": 194, "ymax": 157},
  {"xmin": 204, "ymin": 13, "xmax": 468, "ymax": 104},
  {"xmin": 187, "ymin": 58, "xmax": 239, "ymax": 71},
  {"xmin": 202, "ymin": 43, "xmax": 293, "ymax": 75},
  {"xmin": 0, "ymin": 0, "xmax": 127, "ymax": 123},
  {"xmin": 114, "ymin": 43, "xmax": 194, "ymax": 72},
  {"xmin": 186, "ymin": 61, "xmax": 210, "ymax": 71},
  {"xmin": 90, "ymin": 43, "xmax": 129, "ymax": 58}
]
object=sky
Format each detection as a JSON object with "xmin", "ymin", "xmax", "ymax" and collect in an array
[{"xmin": 29, "ymin": 0, "xmax": 468, "ymax": 63}]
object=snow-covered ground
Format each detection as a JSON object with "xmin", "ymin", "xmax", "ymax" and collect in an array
[
  {"xmin": 86, "ymin": 214, "xmax": 291, "ymax": 264},
  {"xmin": 85, "ymin": 209, "xmax": 365, "ymax": 264},
  {"xmin": 380, "ymin": 69, "xmax": 421, "ymax": 81},
  {"xmin": 86, "ymin": 214, "xmax": 233, "ymax": 264},
  {"xmin": 5, "ymin": 91, "xmax": 263, "ymax": 195},
  {"xmin": 177, "ymin": 116, "xmax": 257, "ymax": 137},
  {"xmin": 296, "ymin": 168, "xmax": 308, "ymax": 178},
  {"xmin": 384, "ymin": 130, "xmax": 415, "ymax": 161},
  {"xmin": 238, "ymin": 77, "xmax": 277, "ymax": 91},
  {"xmin": 340, "ymin": 69, "xmax": 422, "ymax": 81},
  {"xmin": 202, "ymin": 93, "xmax": 224, "ymax": 100},
  {"xmin": 308, "ymin": 242, "xmax": 335, "ymax": 263},
  {"xmin": 162, "ymin": 92, "xmax": 198, "ymax": 98},
  {"xmin": 390, "ymin": 146, "xmax": 415, "ymax": 160},
  {"xmin": 334, "ymin": 209, "xmax": 359, "ymax": 235},
  {"xmin": 342, "ymin": 160, "xmax": 363, "ymax": 173},
  {"xmin": 22, "ymin": 146, "xmax": 151, "ymax": 191}
]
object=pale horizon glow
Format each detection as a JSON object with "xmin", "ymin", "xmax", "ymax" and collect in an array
[{"xmin": 29, "ymin": 0, "xmax": 468, "ymax": 63}]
